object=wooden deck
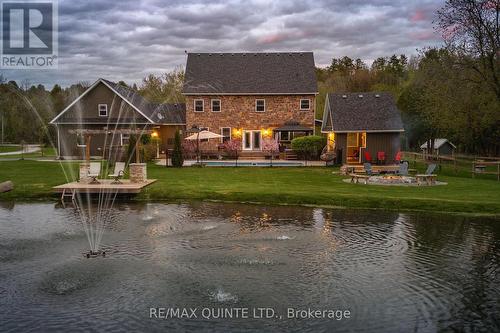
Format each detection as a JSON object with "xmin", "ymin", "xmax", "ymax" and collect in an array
[{"xmin": 53, "ymin": 179, "xmax": 157, "ymax": 194}]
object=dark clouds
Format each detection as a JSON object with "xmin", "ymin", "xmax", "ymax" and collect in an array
[{"xmin": 2, "ymin": 0, "xmax": 443, "ymax": 87}]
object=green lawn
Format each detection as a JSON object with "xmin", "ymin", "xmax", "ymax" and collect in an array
[
  {"xmin": 0, "ymin": 147, "xmax": 56, "ymax": 159},
  {"xmin": 0, "ymin": 160, "xmax": 499, "ymax": 216},
  {"xmin": 0, "ymin": 145, "xmax": 20, "ymax": 153}
]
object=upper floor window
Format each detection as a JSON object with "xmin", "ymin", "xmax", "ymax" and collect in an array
[
  {"xmin": 98, "ymin": 104, "xmax": 108, "ymax": 117},
  {"xmin": 255, "ymin": 99, "xmax": 265, "ymax": 112},
  {"xmin": 194, "ymin": 99, "xmax": 204, "ymax": 112},
  {"xmin": 211, "ymin": 99, "xmax": 221, "ymax": 112},
  {"xmin": 300, "ymin": 99, "xmax": 310, "ymax": 110}
]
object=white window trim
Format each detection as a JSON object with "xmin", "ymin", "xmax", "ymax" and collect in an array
[
  {"xmin": 220, "ymin": 127, "xmax": 231, "ymax": 143},
  {"xmin": 194, "ymin": 99, "xmax": 204, "ymax": 112},
  {"xmin": 300, "ymin": 99, "xmax": 310, "ymax": 110},
  {"xmin": 98, "ymin": 103, "xmax": 108, "ymax": 117},
  {"xmin": 255, "ymin": 99, "xmax": 265, "ymax": 112},
  {"xmin": 211, "ymin": 99, "xmax": 221, "ymax": 112},
  {"xmin": 120, "ymin": 133, "xmax": 130, "ymax": 146}
]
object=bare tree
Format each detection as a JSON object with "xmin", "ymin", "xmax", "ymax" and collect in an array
[{"xmin": 437, "ymin": 0, "xmax": 500, "ymax": 99}]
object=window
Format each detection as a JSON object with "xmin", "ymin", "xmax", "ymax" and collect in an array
[
  {"xmin": 221, "ymin": 127, "xmax": 231, "ymax": 143},
  {"xmin": 280, "ymin": 131, "xmax": 290, "ymax": 141},
  {"xmin": 76, "ymin": 134, "xmax": 86, "ymax": 147},
  {"xmin": 98, "ymin": 104, "xmax": 108, "ymax": 117},
  {"xmin": 194, "ymin": 99, "xmax": 204, "ymax": 112},
  {"xmin": 300, "ymin": 99, "xmax": 310, "ymax": 110},
  {"xmin": 255, "ymin": 99, "xmax": 265, "ymax": 112},
  {"xmin": 121, "ymin": 134, "xmax": 130, "ymax": 146},
  {"xmin": 211, "ymin": 99, "xmax": 221, "ymax": 112}
]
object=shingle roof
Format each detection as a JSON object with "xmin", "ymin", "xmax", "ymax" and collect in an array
[
  {"xmin": 102, "ymin": 79, "xmax": 186, "ymax": 124},
  {"xmin": 322, "ymin": 92, "xmax": 404, "ymax": 132},
  {"xmin": 420, "ymin": 139, "xmax": 456, "ymax": 149},
  {"xmin": 182, "ymin": 52, "xmax": 318, "ymax": 94}
]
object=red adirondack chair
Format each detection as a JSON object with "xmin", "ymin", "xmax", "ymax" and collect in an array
[
  {"xmin": 377, "ymin": 151, "xmax": 386, "ymax": 164},
  {"xmin": 395, "ymin": 151, "xmax": 402, "ymax": 162},
  {"xmin": 364, "ymin": 151, "xmax": 372, "ymax": 163}
]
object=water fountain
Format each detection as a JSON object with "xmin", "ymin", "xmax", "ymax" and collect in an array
[{"xmin": 7, "ymin": 82, "xmax": 155, "ymax": 258}]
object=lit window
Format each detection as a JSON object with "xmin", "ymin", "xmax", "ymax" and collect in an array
[
  {"xmin": 211, "ymin": 99, "xmax": 221, "ymax": 112},
  {"xmin": 300, "ymin": 99, "xmax": 310, "ymax": 110},
  {"xmin": 221, "ymin": 127, "xmax": 231, "ymax": 143},
  {"xmin": 255, "ymin": 99, "xmax": 265, "ymax": 112},
  {"xmin": 98, "ymin": 104, "xmax": 108, "ymax": 117},
  {"xmin": 194, "ymin": 99, "xmax": 204, "ymax": 112}
]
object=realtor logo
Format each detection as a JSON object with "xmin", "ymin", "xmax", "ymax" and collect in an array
[{"xmin": 1, "ymin": 0, "xmax": 58, "ymax": 68}]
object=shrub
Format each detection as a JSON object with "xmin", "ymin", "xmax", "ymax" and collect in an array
[
  {"xmin": 291, "ymin": 135, "xmax": 327, "ymax": 160},
  {"xmin": 142, "ymin": 143, "xmax": 157, "ymax": 162},
  {"xmin": 171, "ymin": 130, "xmax": 184, "ymax": 167}
]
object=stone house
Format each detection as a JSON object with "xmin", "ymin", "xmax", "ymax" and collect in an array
[{"xmin": 182, "ymin": 52, "xmax": 318, "ymax": 157}]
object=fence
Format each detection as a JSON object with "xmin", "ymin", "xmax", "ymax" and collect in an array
[{"xmin": 403, "ymin": 151, "xmax": 500, "ymax": 181}]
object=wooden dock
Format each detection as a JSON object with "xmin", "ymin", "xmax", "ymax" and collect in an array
[{"xmin": 53, "ymin": 179, "xmax": 157, "ymax": 195}]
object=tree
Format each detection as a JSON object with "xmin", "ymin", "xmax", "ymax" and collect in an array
[
  {"xmin": 171, "ymin": 130, "xmax": 184, "ymax": 167},
  {"xmin": 262, "ymin": 138, "xmax": 279, "ymax": 166},
  {"xmin": 139, "ymin": 67, "xmax": 185, "ymax": 104},
  {"xmin": 223, "ymin": 139, "xmax": 242, "ymax": 166},
  {"xmin": 437, "ymin": 0, "xmax": 500, "ymax": 99}
]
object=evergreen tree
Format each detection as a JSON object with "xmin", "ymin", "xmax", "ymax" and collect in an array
[{"xmin": 171, "ymin": 130, "xmax": 184, "ymax": 167}]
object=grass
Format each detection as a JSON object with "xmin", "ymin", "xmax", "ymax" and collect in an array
[
  {"xmin": 0, "ymin": 147, "xmax": 56, "ymax": 159},
  {"xmin": 0, "ymin": 159, "xmax": 499, "ymax": 216},
  {"xmin": 0, "ymin": 145, "xmax": 20, "ymax": 153}
]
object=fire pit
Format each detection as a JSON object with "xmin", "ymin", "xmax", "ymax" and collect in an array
[{"xmin": 369, "ymin": 175, "xmax": 416, "ymax": 185}]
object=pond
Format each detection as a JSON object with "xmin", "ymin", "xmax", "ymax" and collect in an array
[{"xmin": 0, "ymin": 201, "xmax": 499, "ymax": 332}]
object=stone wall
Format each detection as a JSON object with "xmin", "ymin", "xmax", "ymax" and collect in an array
[{"xmin": 185, "ymin": 94, "xmax": 316, "ymax": 150}]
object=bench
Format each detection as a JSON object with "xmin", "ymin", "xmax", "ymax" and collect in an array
[
  {"xmin": 349, "ymin": 173, "xmax": 370, "ymax": 184},
  {"xmin": 415, "ymin": 174, "xmax": 437, "ymax": 186}
]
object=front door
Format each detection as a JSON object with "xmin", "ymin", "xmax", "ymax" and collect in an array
[{"xmin": 243, "ymin": 130, "xmax": 262, "ymax": 150}]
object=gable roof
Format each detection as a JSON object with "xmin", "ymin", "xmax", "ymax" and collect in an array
[
  {"xmin": 420, "ymin": 139, "xmax": 456, "ymax": 149},
  {"xmin": 50, "ymin": 78, "xmax": 186, "ymax": 125},
  {"xmin": 182, "ymin": 52, "xmax": 318, "ymax": 95},
  {"xmin": 321, "ymin": 92, "xmax": 404, "ymax": 132}
]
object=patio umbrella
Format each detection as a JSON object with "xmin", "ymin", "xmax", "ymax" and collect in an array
[
  {"xmin": 185, "ymin": 130, "xmax": 223, "ymax": 141},
  {"xmin": 185, "ymin": 130, "xmax": 223, "ymax": 163}
]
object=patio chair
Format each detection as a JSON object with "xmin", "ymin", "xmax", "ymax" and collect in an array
[
  {"xmin": 109, "ymin": 162, "xmax": 126, "ymax": 184},
  {"xmin": 416, "ymin": 163, "xmax": 437, "ymax": 185},
  {"xmin": 395, "ymin": 151, "xmax": 402, "ymax": 163},
  {"xmin": 377, "ymin": 151, "xmax": 386, "ymax": 164},
  {"xmin": 363, "ymin": 151, "xmax": 372, "ymax": 163},
  {"xmin": 363, "ymin": 162, "xmax": 379, "ymax": 176},
  {"xmin": 87, "ymin": 162, "xmax": 101, "ymax": 184},
  {"xmin": 398, "ymin": 161, "xmax": 409, "ymax": 176}
]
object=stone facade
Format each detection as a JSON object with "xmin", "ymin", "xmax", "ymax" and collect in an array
[
  {"xmin": 129, "ymin": 163, "xmax": 147, "ymax": 183},
  {"xmin": 185, "ymin": 94, "xmax": 316, "ymax": 151}
]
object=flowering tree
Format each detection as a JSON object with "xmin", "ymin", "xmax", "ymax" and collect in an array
[
  {"xmin": 182, "ymin": 140, "xmax": 197, "ymax": 160},
  {"xmin": 223, "ymin": 139, "xmax": 242, "ymax": 166},
  {"xmin": 262, "ymin": 138, "xmax": 279, "ymax": 167}
]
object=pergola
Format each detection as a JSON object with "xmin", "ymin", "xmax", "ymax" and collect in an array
[{"xmin": 68, "ymin": 128, "xmax": 153, "ymax": 163}]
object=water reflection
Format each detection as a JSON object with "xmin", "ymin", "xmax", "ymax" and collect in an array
[{"xmin": 0, "ymin": 201, "xmax": 498, "ymax": 332}]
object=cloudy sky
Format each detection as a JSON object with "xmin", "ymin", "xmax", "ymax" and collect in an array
[{"xmin": 3, "ymin": 0, "xmax": 444, "ymax": 88}]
